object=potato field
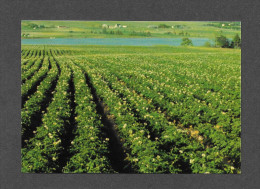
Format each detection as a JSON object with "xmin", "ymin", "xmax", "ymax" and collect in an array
[{"xmin": 21, "ymin": 45, "xmax": 241, "ymax": 173}]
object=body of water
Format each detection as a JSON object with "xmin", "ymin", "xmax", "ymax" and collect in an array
[{"xmin": 21, "ymin": 38, "xmax": 214, "ymax": 46}]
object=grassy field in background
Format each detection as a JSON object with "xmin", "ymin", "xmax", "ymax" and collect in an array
[{"xmin": 21, "ymin": 21, "xmax": 241, "ymax": 39}]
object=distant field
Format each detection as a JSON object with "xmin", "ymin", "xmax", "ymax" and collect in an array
[
  {"xmin": 21, "ymin": 21, "xmax": 241, "ymax": 39},
  {"xmin": 21, "ymin": 45, "xmax": 241, "ymax": 173}
]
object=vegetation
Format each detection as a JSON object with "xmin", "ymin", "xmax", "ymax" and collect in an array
[
  {"xmin": 21, "ymin": 45, "xmax": 241, "ymax": 173},
  {"xmin": 215, "ymin": 34, "xmax": 241, "ymax": 49},
  {"xmin": 204, "ymin": 41, "xmax": 212, "ymax": 47},
  {"xmin": 158, "ymin": 24, "xmax": 171, "ymax": 28},
  {"xmin": 181, "ymin": 38, "xmax": 193, "ymax": 46},
  {"xmin": 230, "ymin": 34, "xmax": 241, "ymax": 48},
  {"xmin": 130, "ymin": 31, "xmax": 151, "ymax": 37},
  {"xmin": 215, "ymin": 35, "xmax": 230, "ymax": 48},
  {"xmin": 204, "ymin": 22, "xmax": 241, "ymax": 30},
  {"xmin": 21, "ymin": 21, "xmax": 241, "ymax": 39}
]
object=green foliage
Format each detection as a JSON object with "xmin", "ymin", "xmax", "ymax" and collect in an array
[
  {"xmin": 21, "ymin": 46, "xmax": 241, "ymax": 173},
  {"xmin": 22, "ymin": 60, "xmax": 72, "ymax": 173},
  {"xmin": 130, "ymin": 31, "xmax": 151, "ymax": 37},
  {"xmin": 179, "ymin": 31, "xmax": 190, "ymax": 36},
  {"xmin": 102, "ymin": 28, "xmax": 123, "ymax": 35},
  {"xmin": 102, "ymin": 28, "xmax": 107, "ymax": 34},
  {"xmin": 27, "ymin": 23, "xmax": 45, "ymax": 29},
  {"xmin": 204, "ymin": 22, "xmax": 241, "ymax": 30},
  {"xmin": 22, "ymin": 56, "xmax": 59, "ymax": 139},
  {"xmin": 28, "ymin": 23, "xmax": 39, "ymax": 29},
  {"xmin": 115, "ymin": 30, "xmax": 123, "ymax": 35},
  {"xmin": 181, "ymin": 38, "xmax": 193, "ymax": 46},
  {"xmin": 21, "ymin": 21, "xmax": 241, "ymax": 39},
  {"xmin": 173, "ymin": 24, "xmax": 186, "ymax": 29},
  {"xmin": 231, "ymin": 34, "xmax": 241, "ymax": 48},
  {"xmin": 158, "ymin": 24, "xmax": 170, "ymax": 28},
  {"xmin": 215, "ymin": 35, "xmax": 230, "ymax": 48}
]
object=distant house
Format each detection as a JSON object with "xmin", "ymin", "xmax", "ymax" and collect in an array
[
  {"xmin": 102, "ymin": 23, "xmax": 125, "ymax": 29},
  {"xmin": 102, "ymin": 24, "xmax": 109, "ymax": 28},
  {"xmin": 148, "ymin": 25, "xmax": 158, "ymax": 28},
  {"xmin": 114, "ymin": 24, "xmax": 122, "ymax": 28},
  {"xmin": 222, "ymin": 24, "xmax": 225, "ymax": 27},
  {"xmin": 122, "ymin": 25, "xmax": 127, "ymax": 28}
]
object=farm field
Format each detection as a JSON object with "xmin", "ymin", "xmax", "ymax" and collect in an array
[
  {"xmin": 21, "ymin": 21, "xmax": 241, "ymax": 39},
  {"xmin": 21, "ymin": 45, "xmax": 241, "ymax": 173}
]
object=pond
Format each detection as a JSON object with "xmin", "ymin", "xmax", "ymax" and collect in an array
[{"xmin": 21, "ymin": 38, "xmax": 214, "ymax": 46}]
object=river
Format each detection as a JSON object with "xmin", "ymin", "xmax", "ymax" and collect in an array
[{"xmin": 21, "ymin": 38, "xmax": 214, "ymax": 46}]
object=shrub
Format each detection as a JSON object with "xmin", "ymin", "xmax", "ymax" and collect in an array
[
  {"xmin": 158, "ymin": 24, "xmax": 170, "ymax": 28},
  {"xmin": 215, "ymin": 35, "xmax": 230, "ymax": 48},
  {"xmin": 181, "ymin": 38, "xmax": 193, "ymax": 46},
  {"xmin": 232, "ymin": 34, "xmax": 241, "ymax": 48}
]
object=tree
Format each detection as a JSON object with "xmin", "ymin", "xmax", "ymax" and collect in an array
[
  {"xmin": 215, "ymin": 35, "xmax": 230, "ymax": 48},
  {"xmin": 28, "ymin": 23, "xmax": 39, "ymax": 29},
  {"xmin": 181, "ymin": 38, "xmax": 193, "ymax": 46},
  {"xmin": 232, "ymin": 34, "xmax": 241, "ymax": 48},
  {"xmin": 158, "ymin": 24, "xmax": 170, "ymax": 28}
]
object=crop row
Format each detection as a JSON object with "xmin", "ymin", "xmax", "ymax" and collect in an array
[
  {"xmin": 22, "ymin": 57, "xmax": 44, "ymax": 83},
  {"xmin": 61, "ymin": 58, "xmax": 113, "ymax": 173},
  {"xmin": 76, "ymin": 56, "xmax": 240, "ymax": 173},
  {"xmin": 21, "ymin": 47, "xmax": 241, "ymax": 173},
  {"xmin": 22, "ymin": 59, "xmax": 73, "ymax": 173},
  {"xmin": 22, "ymin": 49, "xmax": 43, "ymax": 59},
  {"xmin": 97, "ymin": 56, "xmax": 240, "ymax": 134},
  {"xmin": 22, "ymin": 56, "xmax": 59, "ymax": 143},
  {"xmin": 21, "ymin": 57, "xmax": 50, "ymax": 105},
  {"xmin": 74, "ymin": 58, "xmax": 203, "ymax": 173},
  {"xmin": 21, "ymin": 58, "xmax": 37, "ymax": 73},
  {"xmin": 89, "ymin": 56, "xmax": 240, "ymax": 130}
]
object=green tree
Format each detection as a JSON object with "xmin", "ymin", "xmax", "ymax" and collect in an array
[
  {"xmin": 28, "ymin": 23, "xmax": 38, "ymax": 29},
  {"xmin": 158, "ymin": 24, "xmax": 170, "ymax": 28},
  {"xmin": 215, "ymin": 35, "xmax": 230, "ymax": 48},
  {"xmin": 181, "ymin": 38, "xmax": 193, "ymax": 46},
  {"xmin": 232, "ymin": 34, "xmax": 241, "ymax": 48}
]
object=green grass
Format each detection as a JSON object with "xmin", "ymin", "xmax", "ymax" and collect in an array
[{"xmin": 21, "ymin": 21, "xmax": 241, "ymax": 39}]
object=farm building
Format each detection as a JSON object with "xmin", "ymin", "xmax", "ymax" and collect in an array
[
  {"xmin": 102, "ymin": 24, "xmax": 126, "ymax": 29},
  {"xmin": 102, "ymin": 24, "xmax": 109, "ymax": 28},
  {"xmin": 114, "ymin": 24, "xmax": 122, "ymax": 28}
]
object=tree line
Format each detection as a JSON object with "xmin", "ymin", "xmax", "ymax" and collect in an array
[
  {"xmin": 181, "ymin": 34, "xmax": 241, "ymax": 49},
  {"xmin": 214, "ymin": 34, "xmax": 241, "ymax": 48}
]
